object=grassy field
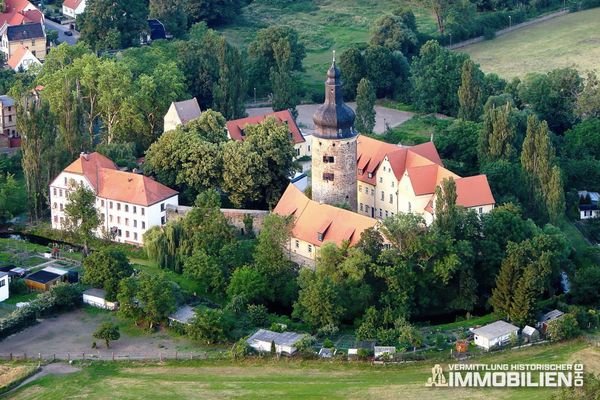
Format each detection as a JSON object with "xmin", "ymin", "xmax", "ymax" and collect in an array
[
  {"xmin": 461, "ymin": 8, "xmax": 600, "ymax": 79},
  {"xmin": 219, "ymin": 0, "xmax": 436, "ymax": 94},
  {"xmin": 6, "ymin": 340, "xmax": 598, "ymax": 399},
  {"xmin": 376, "ymin": 115, "xmax": 452, "ymax": 146}
]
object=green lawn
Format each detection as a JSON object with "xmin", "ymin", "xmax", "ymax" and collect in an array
[
  {"xmin": 20, "ymin": 256, "xmax": 47, "ymax": 268},
  {"xmin": 6, "ymin": 340, "xmax": 597, "ymax": 399},
  {"xmin": 376, "ymin": 115, "xmax": 452, "ymax": 145},
  {"xmin": 219, "ymin": 0, "xmax": 436, "ymax": 94},
  {"xmin": 461, "ymin": 8, "xmax": 600, "ymax": 79},
  {"xmin": 428, "ymin": 313, "xmax": 498, "ymax": 332},
  {"xmin": 3, "ymin": 292, "xmax": 39, "ymax": 306}
]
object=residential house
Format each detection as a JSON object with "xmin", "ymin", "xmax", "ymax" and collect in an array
[
  {"xmin": 163, "ymin": 98, "xmax": 201, "ymax": 133},
  {"xmin": 49, "ymin": 152, "xmax": 179, "ymax": 245},
  {"xmin": 83, "ymin": 288, "xmax": 118, "ymax": 311},
  {"xmin": 356, "ymin": 135, "xmax": 495, "ymax": 224},
  {"xmin": 538, "ymin": 309, "xmax": 564, "ymax": 334},
  {"xmin": 62, "ymin": 0, "xmax": 86, "ymax": 18},
  {"xmin": 0, "ymin": 95, "xmax": 18, "ymax": 149},
  {"xmin": 246, "ymin": 329, "xmax": 306, "ymax": 355},
  {"xmin": 226, "ymin": 110, "xmax": 311, "ymax": 159},
  {"xmin": 578, "ymin": 190, "xmax": 599, "ymax": 219},
  {"xmin": 472, "ymin": 320, "xmax": 519, "ymax": 350},
  {"xmin": 0, "ymin": 271, "xmax": 8, "ymax": 302},
  {"xmin": 0, "ymin": 0, "xmax": 44, "ymax": 28},
  {"xmin": 273, "ymin": 184, "xmax": 378, "ymax": 263},
  {"xmin": 6, "ymin": 45, "xmax": 40, "ymax": 71},
  {"xmin": 24, "ymin": 267, "xmax": 68, "ymax": 292},
  {"xmin": 0, "ymin": 22, "xmax": 46, "ymax": 63}
]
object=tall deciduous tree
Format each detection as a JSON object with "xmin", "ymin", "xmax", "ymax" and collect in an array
[
  {"xmin": 149, "ymin": 0, "xmax": 188, "ymax": 38},
  {"xmin": 479, "ymin": 102, "xmax": 516, "ymax": 164},
  {"xmin": 338, "ymin": 47, "xmax": 366, "ymax": 101},
  {"xmin": 370, "ymin": 12, "xmax": 418, "ymax": 56},
  {"xmin": 293, "ymin": 269, "xmax": 344, "ymax": 330},
  {"xmin": 457, "ymin": 59, "xmax": 483, "ymax": 121},
  {"xmin": 355, "ymin": 78, "xmax": 376, "ymax": 134},
  {"xmin": 576, "ymin": 71, "xmax": 600, "ymax": 119},
  {"xmin": 18, "ymin": 99, "xmax": 58, "ymax": 221},
  {"xmin": 212, "ymin": 39, "xmax": 246, "ymax": 120},
  {"xmin": 82, "ymin": 248, "xmax": 132, "ymax": 300},
  {"xmin": 186, "ymin": 0, "xmax": 244, "ymax": 26},
  {"xmin": 78, "ymin": 0, "xmax": 149, "ymax": 52},
  {"xmin": 63, "ymin": 184, "xmax": 101, "ymax": 255}
]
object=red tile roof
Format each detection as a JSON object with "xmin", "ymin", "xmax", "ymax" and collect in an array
[
  {"xmin": 63, "ymin": 0, "xmax": 84, "ymax": 9},
  {"xmin": 0, "ymin": 0, "xmax": 43, "ymax": 27},
  {"xmin": 7, "ymin": 45, "xmax": 28, "ymax": 69},
  {"xmin": 274, "ymin": 184, "xmax": 377, "ymax": 247},
  {"xmin": 455, "ymin": 175, "xmax": 495, "ymax": 207},
  {"xmin": 61, "ymin": 152, "xmax": 177, "ymax": 206},
  {"xmin": 226, "ymin": 110, "xmax": 305, "ymax": 145}
]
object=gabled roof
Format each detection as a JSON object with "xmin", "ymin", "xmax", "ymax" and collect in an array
[
  {"xmin": 274, "ymin": 184, "xmax": 377, "ymax": 247},
  {"xmin": 60, "ymin": 152, "xmax": 178, "ymax": 206},
  {"xmin": 356, "ymin": 136, "xmax": 443, "ymax": 185},
  {"xmin": 226, "ymin": 110, "xmax": 305, "ymax": 145},
  {"xmin": 6, "ymin": 22, "xmax": 44, "ymax": 41},
  {"xmin": 406, "ymin": 164, "xmax": 459, "ymax": 196},
  {"xmin": 84, "ymin": 288, "xmax": 107, "ymax": 299},
  {"xmin": 169, "ymin": 98, "xmax": 201, "ymax": 125},
  {"xmin": 25, "ymin": 270, "xmax": 60, "ymax": 284},
  {"xmin": 63, "ymin": 0, "xmax": 84, "ymax": 9},
  {"xmin": 7, "ymin": 45, "xmax": 40, "ymax": 70},
  {"xmin": 0, "ymin": 0, "xmax": 43, "ymax": 27},
  {"xmin": 539, "ymin": 309, "xmax": 564, "ymax": 323}
]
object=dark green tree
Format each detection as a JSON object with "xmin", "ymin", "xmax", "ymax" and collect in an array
[
  {"xmin": 213, "ymin": 39, "xmax": 246, "ymax": 120},
  {"xmin": 293, "ymin": 269, "xmax": 343, "ymax": 330},
  {"xmin": 370, "ymin": 13, "xmax": 418, "ymax": 56},
  {"xmin": 183, "ymin": 249, "xmax": 225, "ymax": 295},
  {"xmin": 187, "ymin": 308, "xmax": 230, "ymax": 344},
  {"xmin": 479, "ymin": 102, "xmax": 516, "ymax": 164},
  {"xmin": 227, "ymin": 265, "xmax": 268, "ymax": 305},
  {"xmin": 355, "ymin": 78, "xmax": 376, "ymax": 134},
  {"xmin": 82, "ymin": 248, "xmax": 133, "ymax": 300},
  {"xmin": 338, "ymin": 47, "xmax": 366, "ymax": 101},
  {"xmin": 63, "ymin": 184, "xmax": 101, "ymax": 256},
  {"xmin": 93, "ymin": 322, "xmax": 120, "ymax": 348},
  {"xmin": 457, "ymin": 59, "xmax": 484, "ymax": 121},
  {"xmin": 186, "ymin": 0, "xmax": 244, "ymax": 26}
]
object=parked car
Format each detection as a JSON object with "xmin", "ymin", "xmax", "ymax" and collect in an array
[{"xmin": 64, "ymin": 31, "xmax": 73, "ymax": 36}]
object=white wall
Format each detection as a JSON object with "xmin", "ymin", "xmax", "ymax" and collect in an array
[
  {"xmin": 474, "ymin": 331, "xmax": 517, "ymax": 350},
  {"xmin": 0, "ymin": 274, "xmax": 8, "ymax": 302},
  {"xmin": 83, "ymin": 294, "xmax": 117, "ymax": 310}
]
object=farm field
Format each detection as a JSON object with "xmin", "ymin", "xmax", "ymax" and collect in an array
[
  {"xmin": 461, "ymin": 8, "xmax": 600, "ymax": 79},
  {"xmin": 219, "ymin": 0, "xmax": 436, "ymax": 93},
  {"xmin": 5, "ymin": 340, "xmax": 599, "ymax": 400}
]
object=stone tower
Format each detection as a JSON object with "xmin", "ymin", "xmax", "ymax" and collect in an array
[{"xmin": 311, "ymin": 53, "xmax": 358, "ymax": 211}]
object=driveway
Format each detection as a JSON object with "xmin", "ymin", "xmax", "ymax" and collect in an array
[
  {"xmin": 247, "ymin": 103, "xmax": 414, "ymax": 134},
  {"xmin": 44, "ymin": 19, "xmax": 79, "ymax": 46}
]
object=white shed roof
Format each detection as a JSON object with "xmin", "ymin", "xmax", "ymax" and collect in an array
[
  {"xmin": 246, "ymin": 329, "xmax": 306, "ymax": 347},
  {"xmin": 522, "ymin": 325, "xmax": 538, "ymax": 336},
  {"xmin": 168, "ymin": 305, "xmax": 196, "ymax": 325},
  {"xmin": 42, "ymin": 266, "xmax": 69, "ymax": 276},
  {"xmin": 472, "ymin": 320, "xmax": 519, "ymax": 340}
]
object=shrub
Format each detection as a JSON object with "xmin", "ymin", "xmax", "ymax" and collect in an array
[
  {"xmin": 230, "ymin": 338, "xmax": 252, "ymax": 360},
  {"xmin": 247, "ymin": 304, "xmax": 269, "ymax": 327},
  {"xmin": 317, "ymin": 323, "xmax": 339, "ymax": 337},
  {"xmin": 483, "ymin": 28, "xmax": 496, "ymax": 40},
  {"xmin": 322, "ymin": 338, "xmax": 334, "ymax": 348},
  {"xmin": 9, "ymin": 278, "xmax": 28, "ymax": 295},
  {"xmin": 546, "ymin": 314, "xmax": 580, "ymax": 341}
]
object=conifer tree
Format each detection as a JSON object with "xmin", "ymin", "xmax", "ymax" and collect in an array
[
  {"xmin": 490, "ymin": 244, "xmax": 523, "ymax": 319},
  {"xmin": 509, "ymin": 268, "xmax": 537, "ymax": 326},
  {"xmin": 457, "ymin": 59, "xmax": 483, "ymax": 121},
  {"xmin": 270, "ymin": 40, "xmax": 299, "ymax": 118},
  {"xmin": 213, "ymin": 39, "xmax": 246, "ymax": 120},
  {"xmin": 355, "ymin": 78, "xmax": 376, "ymax": 134},
  {"xmin": 546, "ymin": 166, "xmax": 566, "ymax": 224}
]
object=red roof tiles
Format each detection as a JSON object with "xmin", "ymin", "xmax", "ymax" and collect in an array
[{"xmin": 227, "ymin": 110, "xmax": 305, "ymax": 145}]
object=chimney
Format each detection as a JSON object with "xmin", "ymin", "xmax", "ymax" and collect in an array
[{"xmin": 80, "ymin": 152, "xmax": 88, "ymax": 160}]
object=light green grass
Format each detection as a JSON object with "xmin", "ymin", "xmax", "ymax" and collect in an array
[
  {"xmin": 19, "ymin": 256, "xmax": 47, "ymax": 268},
  {"xmin": 3, "ymin": 292, "xmax": 39, "ymax": 305},
  {"xmin": 376, "ymin": 115, "xmax": 452, "ymax": 145},
  {"xmin": 428, "ymin": 313, "xmax": 498, "ymax": 332},
  {"xmin": 6, "ymin": 340, "xmax": 597, "ymax": 400},
  {"xmin": 461, "ymin": 8, "xmax": 600, "ymax": 79},
  {"xmin": 130, "ymin": 260, "xmax": 205, "ymax": 296},
  {"xmin": 219, "ymin": 0, "xmax": 436, "ymax": 94}
]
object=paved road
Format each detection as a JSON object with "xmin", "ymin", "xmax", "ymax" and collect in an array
[
  {"xmin": 44, "ymin": 19, "xmax": 79, "ymax": 46},
  {"xmin": 247, "ymin": 103, "xmax": 414, "ymax": 135}
]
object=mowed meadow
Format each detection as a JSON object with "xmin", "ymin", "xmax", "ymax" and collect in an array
[
  {"xmin": 5, "ymin": 340, "xmax": 599, "ymax": 400},
  {"xmin": 461, "ymin": 7, "xmax": 600, "ymax": 79},
  {"xmin": 219, "ymin": 0, "xmax": 436, "ymax": 93}
]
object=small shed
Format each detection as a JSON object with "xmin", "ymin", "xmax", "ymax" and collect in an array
[
  {"xmin": 168, "ymin": 305, "xmax": 196, "ymax": 326},
  {"xmin": 83, "ymin": 288, "xmax": 118, "ymax": 311},
  {"xmin": 246, "ymin": 329, "xmax": 306, "ymax": 355},
  {"xmin": 374, "ymin": 346, "xmax": 396, "ymax": 359},
  {"xmin": 318, "ymin": 348, "xmax": 333, "ymax": 358},
  {"xmin": 472, "ymin": 320, "xmax": 519, "ymax": 350},
  {"xmin": 538, "ymin": 309, "xmax": 564, "ymax": 334},
  {"xmin": 24, "ymin": 270, "xmax": 64, "ymax": 292},
  {"xmin": 522, "ymin": 325, "xmax": 540, "ymax": 343}
]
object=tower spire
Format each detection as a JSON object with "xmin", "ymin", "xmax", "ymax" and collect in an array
[{"xmin": 332, "ymin": 50, "xmax": 336, "ymax": 64}]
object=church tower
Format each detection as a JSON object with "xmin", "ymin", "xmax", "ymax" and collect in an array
[{"xmin": 311, "ymin": 53, "xmax": 358, "ymax": 211}]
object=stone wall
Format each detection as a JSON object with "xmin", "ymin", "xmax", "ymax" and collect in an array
[
  {"xmin": 311, "ymin": 135, "xmax": 358, "ymax": 211},
  {"xmin": 166, "ymin": 205, "xmax": 268, "ymax": 235}
]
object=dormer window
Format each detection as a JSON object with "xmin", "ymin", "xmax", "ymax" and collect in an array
[
  {"xmin": 317, "ymin": 232, "xmax": 324, "ymax": 241},
  {"xmin": 368, "ymin": 172, "xmax": 373, "ymax": 178},
  {"xmin": 358, "ymin": 169, "xmax": 363, "ymax": 175},
  {"xmin": 240, "ymin": 129, "xmax": 246, "ymax": 137}
]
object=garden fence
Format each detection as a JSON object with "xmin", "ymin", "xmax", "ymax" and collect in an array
[{"xmin": 0, "ymin": 352, "xmax": 210, "ymax": 362}]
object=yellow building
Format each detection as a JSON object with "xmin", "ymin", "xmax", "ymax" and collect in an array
[
  {"xmin": 1, "ymin": 22, "xmax": 46, "ymax": 62},
  {"xmin": 357, "ymin": 136, "xmax": 495, "ymax": 224}
]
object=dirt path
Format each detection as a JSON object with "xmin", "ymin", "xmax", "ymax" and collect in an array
[{"xmin": 4, "ymin": 363, "xmax": 80, "ymax": 396}]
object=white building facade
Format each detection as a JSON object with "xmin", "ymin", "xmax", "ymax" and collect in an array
[
  {"xmin": 0, "ymin": 272, "xmax": 8, "ymax": 302},
  {"xmin": 49, "ymin": 153, "xmax": 178, "ymax": 246},
  {"xmin": 62, "ymin": 0, "xmax": 86, "ymax": 18}
]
